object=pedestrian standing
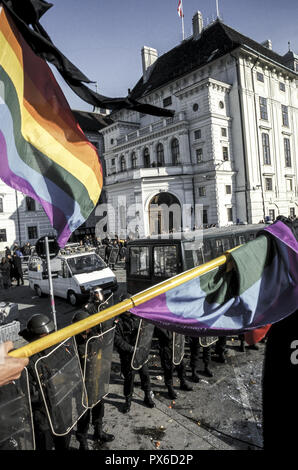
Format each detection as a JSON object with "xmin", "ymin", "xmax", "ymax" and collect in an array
[
  {"xmin": 12, "ymin": 253, "xmax": 24, "ymax": 286},
  {"xmin": 7, "ymin": 255, "xmax": 15, "ymax": 284},
  {"xmin": 22, "ymin": 242, "xmax": 31, "ymax": 257},
  {"xmin": 4, "ymin": 247, "xmax": 11, "ymax": 258},
  {"xmin": 0, "ymin": 257, "xmax": 11, "ymax": 289}
]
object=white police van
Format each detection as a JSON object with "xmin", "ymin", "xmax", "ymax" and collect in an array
[{"xmin": 28, "ymin": 251, "xmax": 118, "ymax": 306}]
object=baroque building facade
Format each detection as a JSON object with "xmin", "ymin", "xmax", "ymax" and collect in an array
[{"xmin": 101, "ymin": 11, "xmax": 298, "ymax": 238}]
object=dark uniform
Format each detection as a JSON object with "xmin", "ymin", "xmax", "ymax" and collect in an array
[
  {"xmin": 238, "ymin": 333, "xmax": 259, "ymax": 351},
  {"xmin": 215, "ymin": 336, "xmax": 227, "ymax": 362},
  {"xmin": 154, "ymin": 327, "xmax": 193, "ymax": 399},
  {"xmin": 114, "ymin": 310, "xmax": 155, "ymax": 413},
  {"xmin": 12, "ymin": 253, "xmax": 24, "ymax": 285},
  {"xmin": 74, "ymin": 289, "xmax": 115, "ymax": 449},
  {"xmin": 73, "ymin": 311, "xmax": 114, "ymax": 450},
  {"xmin": 189, "ymin": 337, "xmax": 213, "ymax": 381},
  {"xmin": 20, "ymin": 314, "xmax": 71, "ymax": 451}
]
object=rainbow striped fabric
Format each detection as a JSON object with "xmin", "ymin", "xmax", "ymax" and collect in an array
[
  {"xmin": 131, "ymin": 221, "xmax": 298, "ymax": 337},
  {"xmin": 0, "ymin": 7, "xmax": 103, "ymax": 247}
]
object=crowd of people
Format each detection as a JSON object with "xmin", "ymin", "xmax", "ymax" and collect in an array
[
  {"xmin": 0, "ymin": 243, "xmax": 31, "ymax": 289},
  {"xmin": 0, "ymin": 235, "xmax": 128, "ymax": 291}
]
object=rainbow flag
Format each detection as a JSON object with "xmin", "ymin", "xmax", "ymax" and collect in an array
[
  {"xmin": 131, "ymin": 221, "xmax": 298, "ymax": 337},
  {"xmin": 0, "ymin": 7, "xmax": 103, "ymax": 247}
]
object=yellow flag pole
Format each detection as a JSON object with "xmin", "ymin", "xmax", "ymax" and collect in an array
[{"xmin": 9, "ymin": 250, "xmax": 236, "ymax": 359}]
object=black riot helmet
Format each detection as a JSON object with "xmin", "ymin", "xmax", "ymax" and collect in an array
[
  {"xmin": 26, "ymin": 314, "xmax": 55, "ymax": 338},
  {"xmin": 72, "ymin": 310, "xmax": 90, "ymax": 323},
  {"xmin": 72, "ymin": 310, "xmax": 92, "ymax": 337}
]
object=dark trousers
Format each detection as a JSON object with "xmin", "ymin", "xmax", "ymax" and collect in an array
[
  {"xmin": 33, "ymin": 414, "xmax": 71, "ymax": 450},
  {"xmin": 76, "ymin": 401, "xmax": 104, "ymax": 441},
  {"xmin": 239, "ymin": 334, "xmax": 245, "ymax": 343},
  {"xmin": 159, "ymin": 344, "xmax": 186, "ymax": 387},
  {"xmin": 16, "ymin": 272, "xmax": 24, "ymax": 285},
  {"xmin": 215, "ymin": 336, "xmax": 227, "ymax": 355},
  {"xmin": 120, "ymin": 355, "xmax": 151, "ymax": 397},
  {"xmin": 189, "ymin": 337, "xmax": 211, "ymax": 371}
]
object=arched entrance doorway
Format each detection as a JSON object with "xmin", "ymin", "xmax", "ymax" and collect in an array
[{"xmin": 148, "ymin": 192, "xmax": 182, "ymax": 235}]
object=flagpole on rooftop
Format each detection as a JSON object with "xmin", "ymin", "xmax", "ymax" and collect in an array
[
  {"xmin": 177, "ymin": 0, "xmax": 185, "ymax": 40},
  {"xmin": 216, "ymin": 0, "xmax": 220, "ymax": 19},
  {"xmin": 181, "ymin": 1, "xmax": 185, "ymax": 40}
]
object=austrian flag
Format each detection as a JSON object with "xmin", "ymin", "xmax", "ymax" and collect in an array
[{"xmin": 177, "ymin": 0, "xmax": 184, "ymax": 18}]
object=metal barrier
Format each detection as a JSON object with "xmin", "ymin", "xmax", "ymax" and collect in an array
[{"xmin": 0, "ymin": 321, "xmax": 21, "ymax": 343}]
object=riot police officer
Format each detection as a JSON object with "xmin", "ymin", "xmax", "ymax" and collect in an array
[
  {"xmin": 19, "ymin": 314, "xmax": 71, "ymax": 451},
  {"xmin": 114, "ymin": 296, "xmax": 155, "ymax": 413},
  {"xmin": 72, "ymin": 310, "xmax": 114, "ymax": 450},
  {"xmin": 154, "ymin": 327, "xmax": 193, "ymax": 399},
  {"xmin": 85, "ymin": 287, "xmax": 114, "ymax": 318}
]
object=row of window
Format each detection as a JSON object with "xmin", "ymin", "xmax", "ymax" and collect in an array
[
  {"xmin": 0, "ymin": 226, "xmax": 38, "ymax": 243},
  {"xmin": 264, "ymin": 177, "xmax": 295, "ymax": 192},
  {"xmin": 262, "ymin": 134, "xmax": 292, "ymax": 167},
  {"xmin": 163, "ymin": 96, "xmax": 225, "ymax": 111},
  {"xmin": 195, "ymin": 146, "xmax": 229, "ymax": 163},
  {"xmin": 198, "ymin": 185, "xmax": 232, "ymax": 198},
  {"xmin": 197, "ymin": 179, "xmax": 294, "ymax": 196},
  {"xmin": 112, "ymin": 138, "xmax": 181, "ymax": 172},
  {"xmin": 259, "ymin": 97, "xmax": 290, "ymax": 126},
  {"xmin": 194, "ymin": 127, "xmax": 227, "ymax": 140},
  {"xmin": 111, "ymin": 140, "xmax": 230, "ymax": 171},
  {"xmin": 257, "ymin": 73, "xmax": 286, "ymax": 93},
  {"xmin": 200, "ymin": 208, "xmax": 233, "ymax": 224},
  {"xmin": 202, "ymin": 206, "xmax": 295, "ymax": 227}
]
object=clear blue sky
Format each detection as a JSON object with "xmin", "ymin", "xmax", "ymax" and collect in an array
[{"xmin": 41, "ymin": 0, "xmax": 298, "ymax": 111}]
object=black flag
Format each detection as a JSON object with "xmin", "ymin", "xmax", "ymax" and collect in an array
[{"xmin": 1, "ymin": 0, "xmax": 174, "ymax": 117}]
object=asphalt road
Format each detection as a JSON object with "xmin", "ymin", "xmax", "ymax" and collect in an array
[{"xmin": 0, "ymin": 262, "xmax": 265, "ymax": 451}]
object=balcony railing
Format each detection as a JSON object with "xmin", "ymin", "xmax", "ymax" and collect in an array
[
  {"xmin": 115, "ymin": 112, "xmax": 186, "ymax": 146},
  {"xmin": 108, "ymin": 161, "xmax": 185, "ymax": 176}
]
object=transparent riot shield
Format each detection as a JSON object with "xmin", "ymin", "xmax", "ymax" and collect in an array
[
  {"xmin": 131, "ymin": 319, "xmax": 155, "ymax": 370},
  {"xmin": 108, "ymin": 247, "xmax": 119, "ymax": 266},
  {"xmin": 99, "ymin": 293, "xmax": 114, "ymax": 312},
  {"xmin": 172, "ymin": 332, "xmax": 185, "ymax": 365},
  {"xmin": 199, "ymin": 336, "xmax": 219, "ymax": 347},
  {"xmin": 82, "ymin": 325, "xmax": 115, "ymax": 408},
  {"xmin": 35, "ymin": 337, "xmax": 87, "ymax": 436},
  {"xmin": 96, "ymin": 245, "xmax": 106, "ymax": 260},
  {"xmin": 0, "ymin": 368, "xmax": 35, "ymax": 450}
]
